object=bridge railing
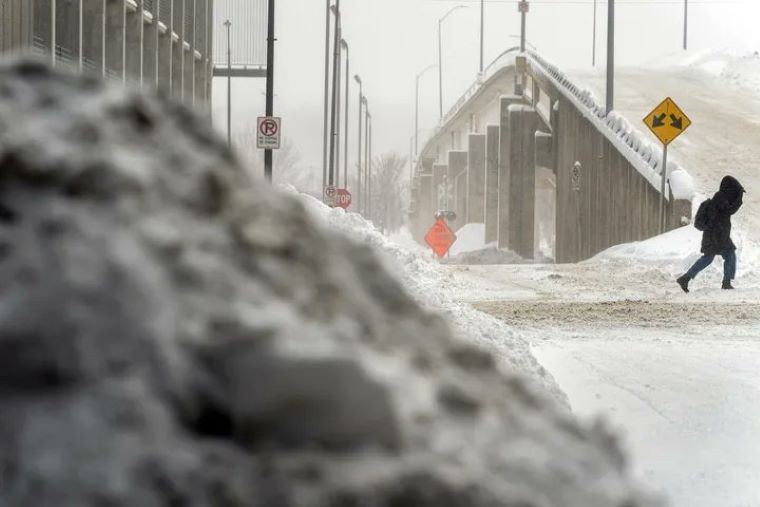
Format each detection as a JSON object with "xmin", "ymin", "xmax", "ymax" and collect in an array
[{"xmin": 526, "ymin": 50, "xmax": 694, "ymax": 203}]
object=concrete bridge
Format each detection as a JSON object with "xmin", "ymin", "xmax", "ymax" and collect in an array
[{"xmin": 410, "ymin": 49, "xmax": 695, "ymax": 263}]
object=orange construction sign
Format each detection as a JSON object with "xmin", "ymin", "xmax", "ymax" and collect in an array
[{"xmin": 425, "ymin": 218, "xmax": 457, "ymax": 258}]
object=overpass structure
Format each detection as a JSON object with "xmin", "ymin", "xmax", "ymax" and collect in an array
[
  {"xmin": 410, "ymin": 49, "xmax": 695, "ymax": 263},
  {"xmin": 0, "ymin": 0, "xmax": 214, "ymax": 107}
]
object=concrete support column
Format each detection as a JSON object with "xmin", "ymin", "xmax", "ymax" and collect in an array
[
  {"xmin": 82, "ymin": 0, "xmax": 104, "ymax": 75},
  {"xmin": 418, "ymin": 174, "xmax": 434, "ymax": 236},
  {"xmin": 446, "ymin": 151, "xmax": 467, "ymax": 226},
  {"xmin": 172, "ymin": 0, "xmax": 184, "ymax": 98},
  {"xmin": 454, "ymin": 169, "xmax": 468, "ymax": 232},
  {"xmin": 125, "ymin": 0, "xmax": 143, "ymax": 84},
  {"xmin": 157, "ymin": 0, "xmax": 172, "ymax": 93},
  {"xmin": 497, "ymin": 95, "xmax": 527, "ymax": 253},
  {"xmin": 466, "ymin": 133, "xmax": 486, "ymax": 225},
  {"xmin": 143, "ymin": 0, "xmax": 159, "ymax": 88},
  {"xmin": 499, "ymin": 104, "xmax": 538, "ymax": 259},
  {"xmin": 484, "ymin": 125, "xmax": 500, "ymax": 243},
  {"xmin": 183, "ymin": 0, "xmax": 195, "ymax": 104},
  {"xmin": 105, "ymin": 0, "xmax": 126, "ymax": 81}
]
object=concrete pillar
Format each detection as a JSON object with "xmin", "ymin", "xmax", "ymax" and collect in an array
[
  {"xmin": 454, "ymin": 169, "xmax": 468, "ymax": 232},
  {"xmin": 183, "ymin": 0, "xmax": 195, "ymax": 103},
  {"xmin": 125, "ymin": 0, "xmax": 143, "ymax": 84},
  {"xmin": 499, "ymin": 104, "xmax": 538, "ymax": 259},
  {"xmin": 419, "ymin": 174, "xmax": 434, "ymax": 235},
  {"xmin": 157, "ymin": 0, "xmax": 172, "ymax": 93},
  {"xmin": 484, "ymin": 125, "xmax": 500, "ymax": 244},
  {"xmin": 172, "ymin": 0, "xmax": 184, "ymax": 98},
  {"xmin": 466, "ymin": 133, "xmax": 486, "ymax": 225},
  {"xmin": 105, "ymin": 0, "xmax": 126, "ymax": 81},
  {"xmin": 497, "ymin": 95, "xmax": 526, "ymax": 252},
  {"xmin": 432, "ymin": 164, "xmax": 448, "ymax": 211},
  {"xmin": 447, "ymin": 151, "xmax": 467, "ymax": 224},
  {"xmin": 82, "ymin": 0, "xmax": 105, "ymax": 75},
  {"xmin": 54, "ymin": 0, "xmax": 80, "ymax": 69},
  {"xmin": 143, "ymin": 0, "xmax": 159, "ymax": 88}
]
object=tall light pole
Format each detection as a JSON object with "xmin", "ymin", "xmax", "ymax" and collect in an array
[
  {"xmin": 415, "ymin": 64, "xmax": 437, "ymax": 158},
  {"xmin": 364, "ymin": 102, "xmax": 370, "ymax": 216},
  {"xmin": 322, "ymin": 0, "xmax": 331, "ymax": 193},
  {"xmin": 438, "ymin": 5, "xmax": 468, "ymax": 119},
  {"xmin": 368, "ymin": 112, "xmax": 373, "ymax": 221},
  {"xmin": 342, "ymin": 39, "xmax": 350, "ymax": 188},
  {"xmin": 224, "ymin": 20, "xmax": 231, "ymax": 147},
  {"xmin": 355, "ymin": 75, "xmax": 364, "ymax": 211},
  {"xmin": 519, "ymin": 1, "xmax": 527, "ymax": 53},
  {"xmin": 592, "ymin": 0, "xmax": 597, "ymax": 66},
  {"xmin": 479, "ymin": 0, "xmax": 484, "ymax": 73},
  {"xmin": 683, "ymin": 0, "xmax": 688, "ymax": 50},
  {"xmin": 606, "ymin": 0, "xmax": 615, "ymax": 115},
  {"xmin": 264, "ymin": 0, "xmax": 276, "ymax": 183},
  {"xmin": 334, "ymin": 26, "xmax": 343, "ymax": 187},
  {"xmin": 328, "ymin": 1, "xmax": 342, "ymax": 187}
]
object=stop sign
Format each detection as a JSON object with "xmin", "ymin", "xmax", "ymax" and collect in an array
[
  {"xmin": 424, "ymin": 218, "xmax": 457, "ymax": 258},
  {"xmin": 335, "ymin": 188, "xmax": 352, "ymax": 209}
]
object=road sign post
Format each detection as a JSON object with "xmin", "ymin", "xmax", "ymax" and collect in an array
[
  {"xmin": 257, "ymin": 116, "xmax": 282, "ymax": 150},
  {"xmin": 643, "ymin": 97, "xmax": 692, "ymax": 234}
]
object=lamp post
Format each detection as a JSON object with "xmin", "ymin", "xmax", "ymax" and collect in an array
[
  {"xmin": 479, "ymin": 0, "xmax": 484, "ymax": 73},
  {"xmin": 224, "ymin": 20, "xmax": 231, "ymax": 147},
  {"xmin": 683, "ymin": 0, "xmax": 688, "ymax": 50},
  {"xmin": 342, "ymin": 39, "xmax": 350, "ymax": 189},
  {"xmin": 368, "ymin": 112, "xmax": 373, "ymax": 221},
  {"xmin": 355, "ymin": 75, "xmax": 363, "ymax": 211},
  {"xmin": 363, "ymin": 99, "xmax": 370, "ymax": 216},
  {"xmin": 592, "ymin": 0, "xmax": 597, "ymax": 66},
  {"xmin": 415, "ymin": 64, "xmax": 438, "ymax": 158},
  {"xmin": 322, "ymin": 0, "xmax": 331, "ymax": 192},
  {"xmin": 606, "ymin": 0, "xmax": 614, "ymax": 114},
  {"xmin": 438, "ymin": 5, "xmax": 468, "ymax": 118},
  {"xmin": 264, "ymin": 0, "xmax": 276, "ymax": 183},
  {"xmin": 328, "ymin": 1, "xmax": 342, "ymax": 187}
]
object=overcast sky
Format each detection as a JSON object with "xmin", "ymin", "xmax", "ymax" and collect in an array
[{"xmin": 211, "ymin": 0, "xmax": 759, "ymax": 181}]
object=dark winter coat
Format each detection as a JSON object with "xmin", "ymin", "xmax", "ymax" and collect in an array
[{"xmin": 701, "ymin": 176, "xmax": 745, "ymax": 256}]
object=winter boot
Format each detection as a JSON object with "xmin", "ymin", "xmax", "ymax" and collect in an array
[
  {"xmin": 722, "ymin": 280, "xmax": 735, "ymax": 290},
  {"xmin": 677, "ymin": 275, "xmax": 691, "ymax": 293}
]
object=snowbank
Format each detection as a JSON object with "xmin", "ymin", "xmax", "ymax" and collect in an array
[{"xmin": 288, "ymin": 190, "xmax": 563, "ymax": 399}]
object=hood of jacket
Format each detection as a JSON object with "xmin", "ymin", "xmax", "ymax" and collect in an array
[{"xmin": 719, "ymin": 176, "xmax": 745, "ymax": 196}]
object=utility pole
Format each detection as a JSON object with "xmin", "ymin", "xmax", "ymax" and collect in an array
[
  {"xmin": 264, "ymin": 0, "xmax": 276, "ymax": 182},
  {"xmin": 334, "ymin": 30, "xmax": 343, "ymax": 186},
  {"xmin": 606, "ymin": 0, "xmax": 614, "ymax": 115},
  {"xmin": 479, "ymin": 0, "xmax": 484, "ymax": 73},
  {"xmin": 683, "ymin": 0, "xmax": 688, "ymax": 50},
  {"xmin": 328, "ymin": 0, "xmax": 341, "ymax": 186},
  {"xmin": 322, "ymin": 0, "xmax": 331, "ymax": 193},
  {"xmin": 355, "ymin": 76, "xmax": 363, "ymax": 212},
  {"xmin": 364, "ymin": 103, "xmax": 370, "ymax": 216},
  {"xmin": 224, "ymin": 20, "xmax": 231, "ymax": 147},
  {"xmin": 592, "ymin": 0, "xmax": 597, "ymax": 66},
  {"xmin": 343, "ymin": 40, "xmax": 350, "ymax": 188}
]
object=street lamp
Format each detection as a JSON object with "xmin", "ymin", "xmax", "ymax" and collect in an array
[
  {"xmin": 438, "ymin": 5, "xmax": 468, "ymax": 118},
  {"xmin": 341, "ymin": 39, "xmax": 349, "ymax": 189},
  {"xmin": 322, "ymin": 0, "xmax": 331, "ymax": 192},
  {"xmin": 328, "ymin": 1, "xmax": 342, "ymax": 187},
  {"xmin": 606, "ymin": 0, "xmax": 614, "ymax": 114},
  {"xmin": 415, "ymin": 63, "xmax": 437, "ymax": 158},
  {"xmin": 354, "ymin": 75, "xmax": 363, "ymax": 212}
]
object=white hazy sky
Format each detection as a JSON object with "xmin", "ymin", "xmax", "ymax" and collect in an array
[{"xmin": 211, "ymin": 0, "xmax": 760, "ymax": 179}]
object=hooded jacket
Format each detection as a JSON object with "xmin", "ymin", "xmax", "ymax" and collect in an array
[{"xmin": 702, "ymin": 176, "xmax": 745, "ymax": 255}]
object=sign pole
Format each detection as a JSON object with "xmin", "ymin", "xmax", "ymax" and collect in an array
[
  {"xmin": 659, "ymin": 144, "xmax": 668, "ymax": 234},
  {"xmin": 264, "ymin": 0, "xmax": 276, "ymax": 183},
  {"xmin": 606, "ymin": 0, "xmax": 614, "ymax": 114}
]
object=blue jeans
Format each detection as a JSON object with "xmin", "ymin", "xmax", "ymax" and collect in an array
[{"xmin": 686, "ymin": 251, "xmax": 737, "ymax": 282}]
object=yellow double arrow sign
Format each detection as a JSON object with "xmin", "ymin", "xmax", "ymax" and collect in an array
[{"xmin": 643, "ymin": 97, "xmax": 692, "ymax": 146}]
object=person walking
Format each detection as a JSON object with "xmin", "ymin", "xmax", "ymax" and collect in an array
[{"xmin": 677, "ymin": 176, "xmax": 745, "ymax": 293}]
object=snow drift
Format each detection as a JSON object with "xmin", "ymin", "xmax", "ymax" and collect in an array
[{"xmin": 0, "ymin": 58, "xmax": 659, "ymax": 506}]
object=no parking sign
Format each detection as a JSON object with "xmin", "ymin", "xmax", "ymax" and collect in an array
[{"xmin": 257, "ymin": 116, "xmax": 281, "ymax": 149}]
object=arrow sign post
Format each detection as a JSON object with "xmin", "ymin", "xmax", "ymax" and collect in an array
[{"xmin": 643, "ymin": 97, "xmax": 692, "ymax": 233}]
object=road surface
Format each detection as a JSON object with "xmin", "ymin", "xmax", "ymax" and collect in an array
[{"xmin": 451, "ymin": 64, "xmax": 760, "ymax": 507}]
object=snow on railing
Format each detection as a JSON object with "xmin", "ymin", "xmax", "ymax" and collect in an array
[{"xmin": 527, "ymin": 50, "xmax": 695, "ymax": 202}]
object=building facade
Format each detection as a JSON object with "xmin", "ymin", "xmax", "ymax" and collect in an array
[{"xmin": 0, "ymin": 0, "xmax": 213, "ymax": 107}]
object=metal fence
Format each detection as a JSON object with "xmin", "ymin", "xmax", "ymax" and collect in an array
[{"xmin": 213, "ymin": 0, "xmax": 267, "ymax": 67}]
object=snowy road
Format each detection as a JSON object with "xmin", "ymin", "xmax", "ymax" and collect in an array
[{"xmin": 448, "ymin": 256, "xmax": 760, "ymax": 506}]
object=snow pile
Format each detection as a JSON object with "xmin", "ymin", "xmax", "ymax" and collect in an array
[
  {"xmin": 528, "ymin": 51, "xmax": 695, "ymax": 202},
  {"xmin": 450, "ymin": 222, "xmax": 487, "ymax": 256},
  {"xmin": 445, "ymin": 245, "xmax": 526, "ymax": 265},
  {"xmin": 677, "ymin": 49, "xmax": 760, "ymax": 93}
]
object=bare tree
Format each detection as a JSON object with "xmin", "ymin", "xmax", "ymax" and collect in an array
[{"xmin": 368, "ymin": 152, "xmax": 407, "ymax": 234}]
